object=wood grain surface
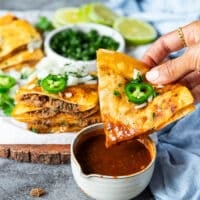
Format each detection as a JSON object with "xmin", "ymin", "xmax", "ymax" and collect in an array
[{"xmin": 0, "ymin": 144, "xmax": 71, "ymax": 164}]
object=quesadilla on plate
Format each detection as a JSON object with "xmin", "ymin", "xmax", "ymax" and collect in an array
[
  {"xmin": 15, "ymin": 79, "xmax": 99, "ymax": 112},
  {"xmin": 12, "ymin": 79, "xmax": 101, "ymax": 133},
  {"xmin": 97, "ymin": 49, "xmax": 194, "ymax": 147},
  {"xmin": 0, "ymin": 49, "xmax": 43, "ymax": 70},
  {"xmin": 0, "ymin": 17, "xmax": 41, "ymax": 60}
]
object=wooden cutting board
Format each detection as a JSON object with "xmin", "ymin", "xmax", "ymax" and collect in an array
[{"xmin": 0, "ymin": 144, "xmax": 71, "ymax": 164}]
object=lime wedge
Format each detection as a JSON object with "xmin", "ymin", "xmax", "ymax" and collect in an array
[
  {"xmin": 88, "ymin": 3, "xmax": 118, "ymax": 26},
  {"xmin": 79, "ymin": 4, "xmax": 93, "ymax": 22},
  {"xmin": 113, "ymin": 18, "xmax": 157, "ymax": 45},
  {"xmin": 53, "ymin": 8, "xmax": 82, "ymax": 26}
]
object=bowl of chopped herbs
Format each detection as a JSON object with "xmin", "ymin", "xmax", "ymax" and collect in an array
[{"xmin": 44, "ymin": 23, "xmax": 125, "ymax": 71}]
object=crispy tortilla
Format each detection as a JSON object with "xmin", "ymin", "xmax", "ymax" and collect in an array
[
  {"xmin": 0, "ymin": 49, "xmax": 43, "ymax": 69},
  {"xmin": 15, "ymin": 79, "xmax": 99, "ymax": 112},
  {"xmin": 12, "ymin": 103, "xmax": 101, "ymax": 133},
  {"xmin": 0, "ymin": 19, "xmax": 41, "ymax": 60},
  {"xmin": 97, "ymin": 49, "xmax": 195, "ymax": 147},
  {"xmin": 3, "ymin": 61, "xmax": 39, "ymax": 72},
  {"xmin": 27, "ymin": 112, "xmax": 101, "ymax": 133},
  {"xmin": 0, "ymin": 14, "xmax": 17, "ymax": 25},
  {"xmin": 12, "ymin": 103, "xmax": 99, "ymax": 121}
]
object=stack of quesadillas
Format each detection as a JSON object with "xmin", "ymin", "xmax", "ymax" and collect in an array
[
  {"xmin": 0, "ymin": 14, "xmax": 43, "ymax": 71},
  {"xmin": 12, "ymin": 79, "xmax": 101, "ymax": 133}
]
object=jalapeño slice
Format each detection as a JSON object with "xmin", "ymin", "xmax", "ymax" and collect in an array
[
  {"xmin": 41, "ymin": 74, "xmax": 67, "ymax": 94},
  {"xmin": 0, "ymin": 75, "xmax": 16, "ymax": 92},
  {"xmin": 125, "ymin": 81, "xmax": 154, "ymax": 104}
]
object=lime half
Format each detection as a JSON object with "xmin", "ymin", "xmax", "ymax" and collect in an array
[
  {"xmin": 88, "ymin": 3, "xmax": 118, "ymax": 26},
  {"xmin": 114, "ymin": 18, "xmax": 157, "ymax": 45},
  {"xmin": 53, "ymin": 8, "xmax": 82, "ymax": 26}
]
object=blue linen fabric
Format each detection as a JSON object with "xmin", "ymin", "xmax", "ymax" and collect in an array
[
  {"xmin": 106, "ymin": 0, "xmax": 200, "ymax": 35},
  {"xmin": 151, "ymin": 105, "xmax": 200, "ymax": 200},
  {"xmin": 106, "ymin": 1, "xmax": 200, "ymax": 199}
]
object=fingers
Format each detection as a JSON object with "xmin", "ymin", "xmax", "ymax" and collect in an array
[
  {"xmin": 179, "ymin": 71, "xmax": 200, "ymax": 89},
  {"xmin": 145, "ymin": 45, "xmax": 200, "ymax": 84},
  {"xmin": 191, "ymin": 85, "xmax": 200, "ymax": 104},
  {"xmin": 142, "ymin": 20, "xmax": 200, "ymax": 67}
]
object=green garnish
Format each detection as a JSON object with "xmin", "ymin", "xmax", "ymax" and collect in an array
[
  {"xmin": 20, "ymin": 73, "xmax": 28, "ymax": 80},
  {"xmin": 68, "ymin": 71, "xmax": 86, "ymax": 78},
  {"xmin": 113, "ymin": 90, "xmax": 121, "ymax": 97},
  {"xmin": 152, "ymin": 112, "xmax": 156, "ymax": 120},
  {"xmin": 31, "ymin": 128, "xmax": 38, "ymax": 133},
  {"xmin": 35, "ymin": 16, "xmax": 54, "ymax": 32},
  {"xmin": 125, "ymin": 82, "xmax": 154, "ymax": 104},
  {"xmin": 0, "ymin": 93, "xmax": 15, "ymax": 116},
  {"xmin": 50, "ymin": 29, "xmax": 119, "ymax": 61},
  {"xmin": 41, "ymin": 74, "xmax": 67, "ymax": 94},
  {"xmin": 90, "ymin": 74, "xmax": 98, "ymax": 80},
  {"xmin": 0, "ymin": 75, "xmax": 16, "ymax": 92}
]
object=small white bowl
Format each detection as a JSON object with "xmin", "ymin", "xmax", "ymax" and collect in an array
[
  {"xmin": 71, "ymin": 123, "xmax": 156, "ymax": 200},
  {"xmin": 44, "ymin": 23, "xmax": 125, "ymax": 72}
]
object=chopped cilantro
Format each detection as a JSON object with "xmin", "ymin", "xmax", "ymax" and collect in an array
[
  {"xmin": 113, "ymin": 90, "xmax": 121, "ymax": 97},
  {"xmin": 152, "ymin": 112, "xmax": 156, "ymax": 120},
  {"xmin": 91, "ymin": 74, "xmax": 98, "ymax": 80},
  {"xmin": 20, "ymin": 73, "xmax": 28, "ymax": 80},
  {"xmin": 0, "ymin": 93, "xmax": 15, "ymax": 116},
  {"xmin": 61, "ymin": 121, "xmax": 67, "ymax": 126},
  {"xmin": 37, "ymin": 79, "xmax": 42, "ymax": 86},
  {"xmin": 31, "ymin": 128, "xmax": 38, "ymax": 133},
  {"xmin": 35, "ymin": 16, "xmax": 54, "ymax": 32}
]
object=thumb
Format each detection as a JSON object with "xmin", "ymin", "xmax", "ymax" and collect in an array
[{"xmin": 145, "ymin": 46, "xmax": 199, "ymax": 84}]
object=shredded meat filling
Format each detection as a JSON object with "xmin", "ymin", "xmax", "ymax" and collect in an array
[
  {"xmin": 28, "ymin": 108, "xmax": 58, "ymax": 118},
  {"xmin": 28, "ymin": 115, "xmax": 101, "ymax": 130},
  {"xmin": 21, "ymin": 94, "xmax": 80, "ymax": 112}
]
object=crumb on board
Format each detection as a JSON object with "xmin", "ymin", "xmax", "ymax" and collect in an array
[{"xmin": 30, "ymin": 188, "xmax": 46, "ymax": 197}]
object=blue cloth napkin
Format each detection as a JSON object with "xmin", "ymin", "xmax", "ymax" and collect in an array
[
  {"xmin": 106, "ymin": 0, "xmax": 200, "ymax": 35},
  {"xmin": 151, "ymin": 105, "xmax": 200, "ymax": 200},
  {"xmin": 106, "ymin": 1, "xmax": 200, "ymax": 199}
]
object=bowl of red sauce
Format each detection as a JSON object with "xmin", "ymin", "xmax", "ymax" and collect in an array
[{"xmin": 71, "ymin": 123, "xmax": 156, "ymax": 200}]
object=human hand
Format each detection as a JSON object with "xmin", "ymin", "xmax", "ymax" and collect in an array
[{"xmin": 142, "ymin": 21, "xmax": 200, "ymax": 103}]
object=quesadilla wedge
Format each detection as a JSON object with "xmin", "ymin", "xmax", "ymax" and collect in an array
[
  {"xmin": 0, "ymin": 18, "xmax": 41, "ymax": 60},
  {"xmin": 0, "ymin": 49, "xmax": 43, "ymax": 69},
  {"xmin": 27, "ymin": 112, "xmax": 101, "ymax": 133},
  {"xmin": 15, "ymin": 79, "xmax": 99, "ymax": 112},
  {"xmin": 97, "ymin": 49, "xmax": 195, "ymax": 147},
  {"xmin": 12, "ymin": 103, "xmax": 101, "ymax": 133},
  {"xmin": 0, "ymin": 13, "xmax": 17, "ymax": 25},
  {"xmin": 3, "ymin": 61, "xmax": 39, "ymax": 72},
  {"xmin": 12, "ymin": 103, "xmax": 99, "ymax": 121}
]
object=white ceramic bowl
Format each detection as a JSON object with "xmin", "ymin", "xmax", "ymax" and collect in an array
[
  {"xmin": 44, "ymin": 23, "xmax": 125, "ymax": 72},
  {"xmin": 71, "ymin": 123, "xmax": 156, "ymax": 200}
]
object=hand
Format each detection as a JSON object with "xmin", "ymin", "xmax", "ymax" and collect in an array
[{"xmin": 142, "ymin": 21, "xmax": 200, "ymax": 103}]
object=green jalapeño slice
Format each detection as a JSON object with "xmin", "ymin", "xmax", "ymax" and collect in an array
[
  {"xmin": 125, "ymin": 81, "xmax": 154, "ymax": 104},
  {"xmin": 41, "ymin": 74, "xmax": 67, "ymax": 94},
  {"xmin": 0, "ymin": 75, "xmax": 16, "ymax": 92}
]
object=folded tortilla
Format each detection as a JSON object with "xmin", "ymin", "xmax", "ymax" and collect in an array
[
  {"xmin": 12, "ymin": 103, "xmax": 101, "ymax": 133},
  {"xmin": 0, "ymin": 18, "xmax": 41, "ymax": 60},
  {"xmin": 15, "ymin": 79, "xmax": 99, "ymax": 112},
  {"xmin": 0, "ymin": 13, "xmax": 17, "ymax": 25},
  {"xmin": 0, "ymin": 49, "xmax": 43, "ymax": 69},
  {"xmin": 3, "ymin": 61, "xmax": 39, "ymax": 72},
  {"xmin": 97, "ymin": 49, "xmax": 195, "ymax": 147},
  {"xmin": 12, "ymin": 103, "xmax": 99, "ymax": 121},
  {"xmin": 27, "ymin": 112, "xmax": 101, "ymax": 133}
]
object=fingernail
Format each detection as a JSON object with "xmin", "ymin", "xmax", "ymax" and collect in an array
[{"xmin": 146, "ymin": 70, "xmax": 159, "ymax": 82}]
